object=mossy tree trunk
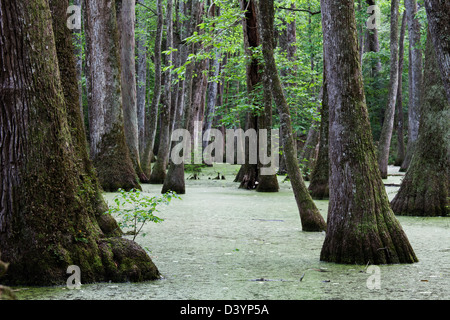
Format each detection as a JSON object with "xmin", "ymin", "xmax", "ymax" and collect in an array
[
  {"xmin": 84, "ymin": 0, "xmax": 141, "ymax": 191},
  {"xmin": 308, "ymin": 69, "xmax": 329, "ymax": 200},
  {"xmin": 390, "ymin": 30, "xmax": 449, "ymax": 217},
  {"xmin": 319, "ymin": 0, "xmax": 417, "ymax": 264},
  {"xmin": 258, "ymin": 0, "xmax": 326, "ymax": 232},
  {"xmin": 377, "ymin": 0, "xmax": 399, "ymax": 179},
  {"xmin": 0, "ymin": 0, "xmax": 159, "ymax": 285}
]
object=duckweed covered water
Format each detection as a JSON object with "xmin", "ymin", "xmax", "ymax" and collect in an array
[{"xmin": 13, "ymin": 165, "xmax": 450, "ymax": 300}]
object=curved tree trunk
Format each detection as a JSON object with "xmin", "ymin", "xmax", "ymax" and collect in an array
[
  {"xmin": 390, "ymin": 30, "xmax": 449, "ymax": 217},
  {"xmin": 319, "ymin": 0, "xmax": 417, "ymax": 264},
  {"xmin": 0, "ymin": 0, "xmax": 158, "ymax": 285},
  {"xmin": 377, "ymin": 0, "xmax": 399, "ymax": 179},
  {"xmin": 401, "ymin": 0, "xmax": 423, "ymax": 172},
  {"xmin": 308, "ymin": 69, "xmax": 329, "ymax": 200},
  {"xmin": 84, "ymin": 0, "xmax": 141, "ymax": 191},
  {"xmin": 258, "ymin": 0, "xmax": 326, "ymax": 232}
]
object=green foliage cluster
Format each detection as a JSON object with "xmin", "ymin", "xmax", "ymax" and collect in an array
[{"xmin": 106, "ymin": 189, "xmax": 180, "ymax": 241}]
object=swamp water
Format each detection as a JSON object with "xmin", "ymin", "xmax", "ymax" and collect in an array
[{"xmin": 13, "ymin": 165, "xmax": 450, "ymax": 300}]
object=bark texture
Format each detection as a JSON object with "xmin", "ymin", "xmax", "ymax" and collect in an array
[
  {"xmin": 259, "ymin": 0, "xmax": 326, "ymax": 232},
  {"xmin": 423, "ymin": 0, "xmax": 450, "ymax": 104},
  {"xmin": 319, "ymin": 0, "xmax": 417, "ymax": 264},
  {"xmin": 84, "ymin": 0, "xmax": 141, "ymax": 191},
  {"xmin": 0, "ymin": 0, "xmax": 158, "ymax": 285},
  {"xmin": 117, "ymin": 0, "xmax": 146, "ymax": 182},
  {"xmin": 390, "ymin": 30, "xmax": 449, "ymax": 217}
]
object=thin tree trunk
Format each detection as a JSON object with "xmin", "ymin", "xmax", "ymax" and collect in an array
[
  {"xmin": 423, "ymin": 0, "xmax": 450, "ymax": 104},
  {"xmin": 390, "ymin": 29, "xmax": 449, "ymax": 217},
  {"xmin": 308, "ymin": 69, "xmax": 329, "ymax": 200},
  {"xmin": 319, "ymin": 0, "xmax": 417, "ymax": 264},
  {"xmin": 84, "ymin": 0, "xmax": 141, "ymax": 191},
  {"xmin": 150, "ymin": 0, "xmax": 174, "ymax": 184},
  {"xmin": 136, "ymin": 0, "xmax": 147, "ymax": 157},
  {"xmin": 395, "ymin": 12, "xmax": 407, "ymax": 166},
  {"xmin": 258, "ymin": 0, "xmax": 326, "ymax": 232},
  {"xmin": 161, "ymin": 0, "xmax": 198, "ymax": 195},
  {"xmin": 278, "ymin": 7, "xmax": 297, "ymax": 175},
  {"xmin": 141, "ymin": 0, "xmax": 163, "ymax": 180},
  {"xmin": 401, "ymin": 0, "xmax": 423, "ymax": 172},
  {"xmin": 0, "ymin": 0, "xmax": 158, "ymax": 285},
  {"xmin": 377, "ymin": 0, "xmax": 400, "ymax": 179},
  {"xmin": 256, "ymin": 66, "xmax": 280, "ymax": 193}
]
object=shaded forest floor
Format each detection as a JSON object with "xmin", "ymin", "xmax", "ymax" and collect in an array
[{"xmin": 13, "ymin": 165, "xmax": 450, "ymax": 300}]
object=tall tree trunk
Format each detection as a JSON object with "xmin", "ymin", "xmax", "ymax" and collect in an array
[
  {"xmin": 150, "ymin": 0, "xmax": 174, "ymax": 184},
  {"xmin": 423, "ymin": 0, "xmax": 450, "ymax": 104},
  {"xmin": 84, "ymin": 0, "xmax": 141, "ymax": 191},
  {"xmin": 237, "ymin": 0, "xmax": 278, "ymax": 191},
  {"xmin": 136, "ymin": 0, "xmax": 147, "ymax": 157},
  {"xmin": 401, "ymin": 0, "xmax": 423, "ymax": 172},
  {"xmin": 258, "ymin": 0, "xmax": 326, "ymax": 232},
  {"xmin": 0, "ymin": 0, "xmax": 158, "ymax": 285},
  {"xmin": 141, "ymin": 0, "xmax": 163, "ymax": 180},
  {"xmin": 235, "ymin": 0, "xmax": 260, "ymax": 190},
  {"xmin": 319, "ymin": 0, "xmax": 417, "ymax": 264},
  {"xmin": 256, "ymin": 66, "xmax": 280, "ymax": 193},
  {"xmin": 308, "ymin": 69, "xmax": 329, "ymax": 200},
  {"xmin": 116, "ymin": 0, "xmax": 146, "ymax": 182},
  {"xmin": 390, "ymin": 29, "xmax": 449, "ymax": 217},
  {"xmin": 395, "ymin": 12, "xmax": 407, "ymax": 166},
  {"xmin": 161, "ymin": 0, "xmax": 197, "ymax": 195},
  {"xmin": 377, "ymin": 0, "xmax": 400, "ymax": 179}
]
